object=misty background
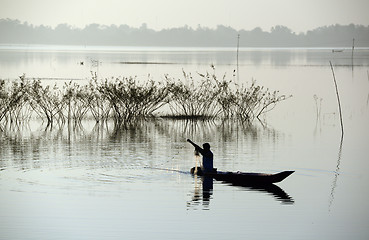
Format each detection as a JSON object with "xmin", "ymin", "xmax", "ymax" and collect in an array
[{"xmin": 1, "ymin": 19, "xmax": 368, "ymax": 47}]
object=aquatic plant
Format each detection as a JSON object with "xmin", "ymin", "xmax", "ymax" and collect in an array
[
  {"xmin": 98, "ymin": 75, "xmax": 169, "ymax": 126},
  {"xmin": 85, "ymin": 74, "xmax": 111, "ymax": 122},
  {"xmin": 0, "ymin": 76, "xmax": 32, "ymax": 123},
  {"xmin": 221, "ymin": 80, "xmax": 291, "ymax": 122},
  {"xmin": 0, "ymin": 69, "xmax": 290, "ymax": 128},
  {"xmin": 62, "ymin": 81, "xmax": 92, "ymax": 123},
  {"xmin": 313, "ymin": 94, "xmax": 323, "ymax": 120},
  {"xmin": 27, "ymin": 78, "xmax": 64, "ymax": 126},
  {"xmin": 165, "ymin": 70, "xmax": 222, "ymax": 119},
  {"xmin": 165, "ymin": 70, "xmax": 290, "ymax": 122}
]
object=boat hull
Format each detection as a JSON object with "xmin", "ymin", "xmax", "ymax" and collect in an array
[{"xmin": 191, "ymin": 167, "xmax": 294, "ymax": 185}]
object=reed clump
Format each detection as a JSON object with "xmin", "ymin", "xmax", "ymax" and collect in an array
[
  {"xmin": 164, "ymin": 70, "xmax": 223, "ymax": 119},
  {"xmin": 0, "ymin": 76, "xmax": 30, "ymax": 123},
  {"xmin": 232, "ymin": 80, "xmax": 291, "ymax": 121},
  {"xmin": 28, "ymin": 78, "xmax": 65, "ymax": 125},
  {"xmin": 164, "ymin": 70, "xmax": 291, "ymax": 122},
  {"xmin": 0, "ymin": 69, "xmax": 290, "ymax": 127},
  {"xmin": 98, "ymin": 75, "xmax": 168, "ymax": 127}
]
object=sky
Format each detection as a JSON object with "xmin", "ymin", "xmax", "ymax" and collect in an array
[{"xmin": 0, "ymin": 0, "xmax": 368, "ymax": 33}]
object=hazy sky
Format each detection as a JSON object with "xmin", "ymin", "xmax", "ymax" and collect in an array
[{"xmin": 0, "ymin": 0, "xmax": 368, "ymax": 32}]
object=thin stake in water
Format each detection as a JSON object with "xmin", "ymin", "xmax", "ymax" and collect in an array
[{"xmin": 329, "ymin": 61, "xmax": 344, "ymax": 138}]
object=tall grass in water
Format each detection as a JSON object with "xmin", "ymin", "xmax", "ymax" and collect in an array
[
  {"xmin": 0, "ymin": 77, "xmax": 29, "ymax": 123},
  {"xmin": 231, "ymin": 80, "xmax": 291, "ymax": 121},
  {"xmin": 165, "ymin": 69, "xmax": 291, "ymax": 122},
  {"xmin": 28, "ymin": 78, "xmax": 65, "ymax": 126},
  {"xmin": 164, "ymin": 70, "xmax": 224, "ymax": 119},
  {"xmin": 98, "ymin": 75, "xmax": 168, "ymax": 127},
  {"xmin": 0, "ymin": 69, "xmax": 290, "ymax": 128}
]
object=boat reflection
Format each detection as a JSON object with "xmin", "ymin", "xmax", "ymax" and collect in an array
[
  {"xmin": 187, "ymin": 176, "xmax": 294, "ymax": 210},
  {"xmin": 226, "ymin": 181, "xmax": 294, "ymax": 204}
]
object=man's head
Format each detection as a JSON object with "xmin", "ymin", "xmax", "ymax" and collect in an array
[{"xmin": 203, "ymin": 143, "xmax": 210, "ymax": 150}]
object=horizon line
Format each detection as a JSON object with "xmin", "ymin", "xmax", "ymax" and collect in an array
[{"xmin": 1, "ymin": 18, "xmax": 368, "ymax": 34}]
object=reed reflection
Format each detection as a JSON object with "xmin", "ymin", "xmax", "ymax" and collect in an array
[
  {"xmin": 154, "ymin": 118, "xmax": 281, "ymax": 144},
  {"xmin": 1, "ymin": 118, "xmax": 283, "ymax": 170},
  {"xmin": 1, "ymin": 118, "xmax": 294, "ymax": 210}
]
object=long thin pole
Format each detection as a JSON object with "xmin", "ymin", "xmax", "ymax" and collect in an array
[
  {"xmin": 329, "ymin": 61, "xmax": 344, "ymax": 138},
  {"xmin": 351, "ymin": 38, "xmax": 355, "ymax": 70},
  {"xmin": 237, "ymin": 34, "xmax": 240, "ymax": 65},
  {"xmin": 236, "ymin": 34, "xmax": 240, "ymax": 81}
]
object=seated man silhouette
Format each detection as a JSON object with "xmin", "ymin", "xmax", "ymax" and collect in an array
[{"xmin": 187, "ymin": 139, "xmax": 214, "ymax": 173}]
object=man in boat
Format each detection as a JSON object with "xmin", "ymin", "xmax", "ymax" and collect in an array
[{"xmin": 187, "ymin": 139, "xmax": 214, "ymax": 173}]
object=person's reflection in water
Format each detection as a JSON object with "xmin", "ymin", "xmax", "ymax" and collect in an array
[
  {"xmin": 187, "ymin": 176, "xmax": 214, "ymax": 210},
  {"xmin": 202, "ymin": 176, "xmax": 213, "ymax": 207}
]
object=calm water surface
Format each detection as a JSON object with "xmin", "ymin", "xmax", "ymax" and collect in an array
[{"xmin": 1, "ymin": 46, "xmax": 369, "ymax": 239}]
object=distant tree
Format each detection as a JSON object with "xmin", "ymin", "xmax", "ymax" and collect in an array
[
  {"xmin": 0, "ymin": 18, "xmax": 368, "ymax": 47},
  {"xmin": 140, "ymin": 23, "xmax": 148, "ymax": 30},
  {"xmin": 270, "ymin": 25, "xmax": 296, "ymax": 46}
]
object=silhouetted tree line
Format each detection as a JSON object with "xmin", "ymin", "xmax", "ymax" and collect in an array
[{"xmin": 0, "ymin": 19, "xmax": 368, "ymax": 47}]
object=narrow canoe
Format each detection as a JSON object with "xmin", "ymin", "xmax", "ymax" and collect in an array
[{"xmin": 190, "ymin": 167, "xmax": 294, "ymax": 185}]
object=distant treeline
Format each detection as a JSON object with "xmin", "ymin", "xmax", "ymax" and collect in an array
[{"xmin": 0, "ymin": 18, "xmax": 368, "ymax": 47}]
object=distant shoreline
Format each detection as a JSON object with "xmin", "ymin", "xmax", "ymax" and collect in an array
[
  {"xmin": 1, "ymin": 19, "xmax": 368, "ymax": 48},
  {"xmin": 1, "ymin": 44, "xmax": 369, "ymax": 52}
]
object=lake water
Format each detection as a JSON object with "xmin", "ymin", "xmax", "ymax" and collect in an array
[{"xmin": 1, "ymin": 45, "xmax": 369, "ymax": 239}]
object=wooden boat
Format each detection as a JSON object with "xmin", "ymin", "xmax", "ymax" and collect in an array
[
  {"xmin": 332, "ymin": 49, "xmax": 344, "ymax": 53},
  {"xmin": 190, "ymin": 167, "xmax": 294, "ymax": 185}
]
